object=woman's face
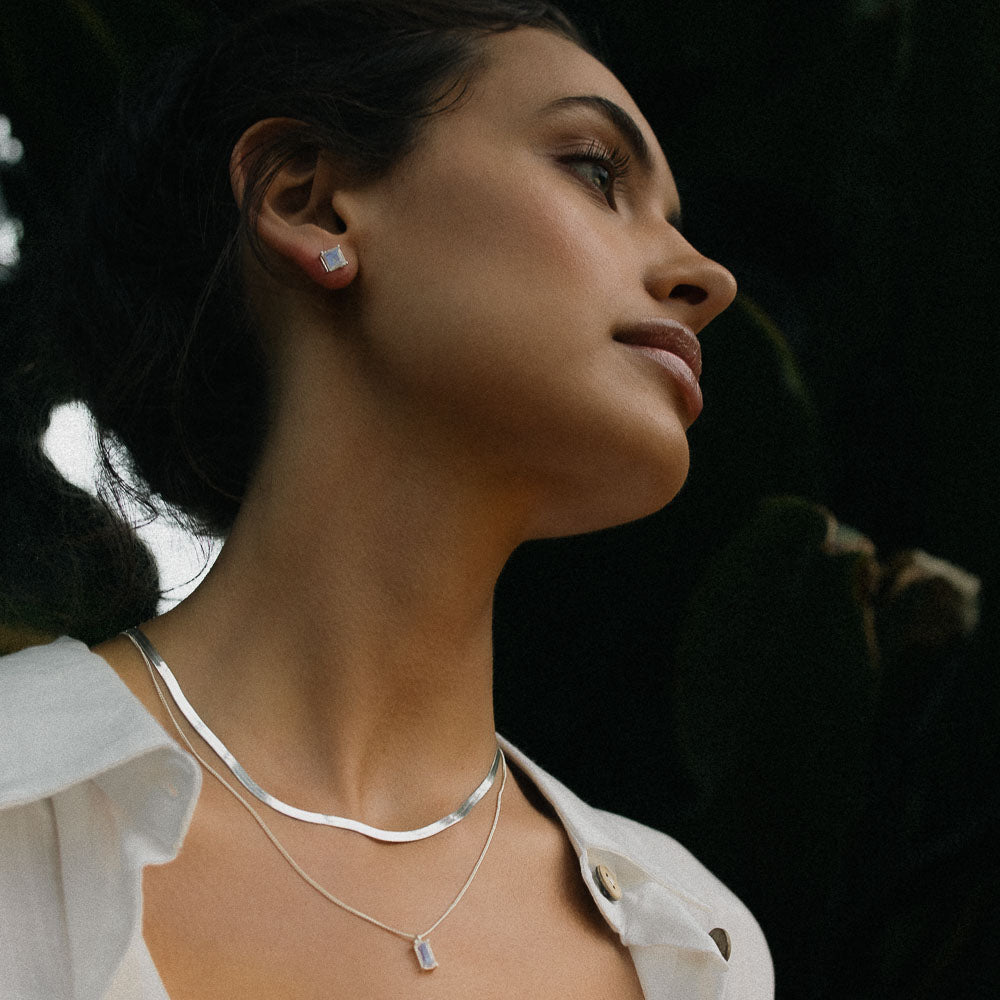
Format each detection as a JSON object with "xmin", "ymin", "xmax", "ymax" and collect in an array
[{"xmin": 342, "ymin": 27, "xmax": 737, "ymax": 537}]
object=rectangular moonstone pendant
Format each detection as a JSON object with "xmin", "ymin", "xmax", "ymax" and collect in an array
[{"xmin": 413, "ymin": 937, "xmax": 438, "ymax": 971}]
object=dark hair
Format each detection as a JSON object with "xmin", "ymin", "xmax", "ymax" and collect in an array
[{"xmin": 56, "ymin": 0, "xmax": 587, "ymax": 539}]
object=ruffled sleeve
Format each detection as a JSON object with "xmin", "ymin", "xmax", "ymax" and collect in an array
[{"xmin": 0, "ymin": 637, "xmax": 200, "ymax": 1000}]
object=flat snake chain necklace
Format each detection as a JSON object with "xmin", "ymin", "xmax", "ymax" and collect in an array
[
  {"xmin": 123, "ymin": 626, "xmax": 501, "ymax": 842},
  {"xmin": 124, "ymin": 627, "xmax": 507, "ymax": 972}
]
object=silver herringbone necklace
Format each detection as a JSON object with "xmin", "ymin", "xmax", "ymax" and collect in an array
[{"xmin": 124, "ymin": 627, "xmax": 501, "ymax": 842}]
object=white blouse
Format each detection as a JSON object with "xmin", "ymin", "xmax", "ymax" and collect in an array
[{"xmin": 0, "ymin": 637, "xmax": 773, "ymax": 999}]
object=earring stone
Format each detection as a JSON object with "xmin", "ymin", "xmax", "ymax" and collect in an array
[{"xmin": 319, "ymin": 245, "xmax": 348, "ymax": 272}]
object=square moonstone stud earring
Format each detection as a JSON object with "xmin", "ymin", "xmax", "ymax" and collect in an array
[{"xmin": 319, "ymin": 245, "xmax": 348, "ymax": 272}]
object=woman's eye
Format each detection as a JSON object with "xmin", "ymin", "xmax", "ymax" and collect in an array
[
  {"xmin": 569, "ymin": 159, "xmax": 613, "ymax": 198},
  {"xmin": 561, "ymin": 143, "xmax": 631, "ymax": 209}
]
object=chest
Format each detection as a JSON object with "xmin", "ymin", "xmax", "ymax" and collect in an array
[
  {"xmin": 143, "ymin": 907, "xmax": 644, "ymax": 1000},
  {"xmin": 141, "ymin": 790, "xmax": 646, "ymax": 1000}
]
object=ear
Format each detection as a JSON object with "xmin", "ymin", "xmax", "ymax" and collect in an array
[{"xmin": 229, "ymin": 118, "xmax": 359, "ymax": 290}]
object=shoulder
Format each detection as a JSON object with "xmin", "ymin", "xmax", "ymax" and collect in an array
[
  {"xmin": 0, "ymin": 635, "xmax": 178, "ymax": 807},
  {"xmin": 500, "ymin": 735, "xmax": 760, "ymax": 914},
  {"xmin": 590, "ymin": 803, "xmax": 748, "ymax": 904},
  {"xmin": 499, "ymin": 736, "xmax": 773, "ymax": 998},
  {"xmin": 588, "ymin": 802, "xmax": 769, "ymax": 951},
  {"xmin": 0, "ymin": 635, "xmax": 200, "ymax": 850},
  {"xmin": 0, "ymin": 636, "xmax": 116, "ymax": 805},
  {"xmin": 0, "ymin": 637, "xmax": 201, "ymax": 998}
]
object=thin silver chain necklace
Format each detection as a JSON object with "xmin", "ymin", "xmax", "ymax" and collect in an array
[{"xmin": 123, "ymin": 627, "xmax": 501, "ymax": 843}]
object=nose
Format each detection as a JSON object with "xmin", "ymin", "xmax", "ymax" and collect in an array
[{"xmin": 645, "ymin": 231, "xmax": 737, "ymax": 331}]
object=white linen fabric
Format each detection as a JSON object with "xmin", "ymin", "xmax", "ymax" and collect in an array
[{"xmin": 0, "ymin": 636, "xmax": 773, "ymax": 999}]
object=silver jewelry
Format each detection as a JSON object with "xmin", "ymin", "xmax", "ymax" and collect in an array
[
  {"xmin": 319, "ymin": 245, "xmax": 348, "ymax": 271},
  {"xmin": 124, "ymin": 627, "xmax": 500, "ymax": 842},
  {"xmin": 131, "ymin": 634, "xmax": 506, "ymax": 972}
]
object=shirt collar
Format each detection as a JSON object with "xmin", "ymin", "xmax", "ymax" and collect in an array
[{"xmin": 497, "ymin": 735, "xmax": 729, "ymax": 959}]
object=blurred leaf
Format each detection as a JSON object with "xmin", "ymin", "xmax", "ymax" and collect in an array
[{"xmin": 669, "ymin": 495, "xmax": 880, "ymax": 989}]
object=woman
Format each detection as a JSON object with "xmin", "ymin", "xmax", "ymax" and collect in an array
[{"xmin": 0, "ymin": 1, "xmax": 772, "ymax": 996}]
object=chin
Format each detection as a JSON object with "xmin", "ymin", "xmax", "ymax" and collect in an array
[{"xmin": 530, "ymin": 445, "xmax": 690, "ymax": 540}]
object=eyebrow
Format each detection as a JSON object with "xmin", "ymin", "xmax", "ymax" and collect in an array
[{"xmin": 540, "ymin": 95, "xmax": 683, "ymax": 231}]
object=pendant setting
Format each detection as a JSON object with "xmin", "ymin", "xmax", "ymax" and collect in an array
[{"xmin": 413, "ymin": 937, "xmax": 438, "ymax": 971}]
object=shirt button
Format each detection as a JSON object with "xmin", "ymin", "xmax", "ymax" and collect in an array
[
  {"xmin": 594, "ymin": 863, "xmax": 622, "ymax": 901},
  {"xmin": 709, "ymin": 927, "xmax": 731, "ymax": 961}
]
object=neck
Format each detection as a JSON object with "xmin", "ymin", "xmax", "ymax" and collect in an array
[{"xmin": 144, "ymin": 379, "xmax": 531, "ymax": 831}]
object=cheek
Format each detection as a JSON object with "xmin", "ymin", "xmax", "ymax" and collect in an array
[
  {"xmin": 387, "ymin": 151, "xmax": 611, "ymax": 304},
  {"xmin": 364, "ymin": 159, "xmax": 614, "ymax": 378}
]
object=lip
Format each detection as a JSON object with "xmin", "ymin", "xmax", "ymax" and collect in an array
[{"xmin": 613, "ymin": 318, "xmax": 704, "ymax": 422}]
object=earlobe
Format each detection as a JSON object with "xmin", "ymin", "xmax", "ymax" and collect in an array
[{"xmin": 229, "ymin": 118, "xmax": 359, "ymax": 291}]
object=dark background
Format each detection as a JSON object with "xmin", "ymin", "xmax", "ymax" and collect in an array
[
  {"xmin": 1, "ymin": 1, "xmax": 997, "ymax": 997},
  {"xmin": 2, "ymin": 2, "xmax": 996, "ymax": 574},
  {"xmin": 583, "ymin": 0, "xmax": 1000, "ymax": 576}
]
